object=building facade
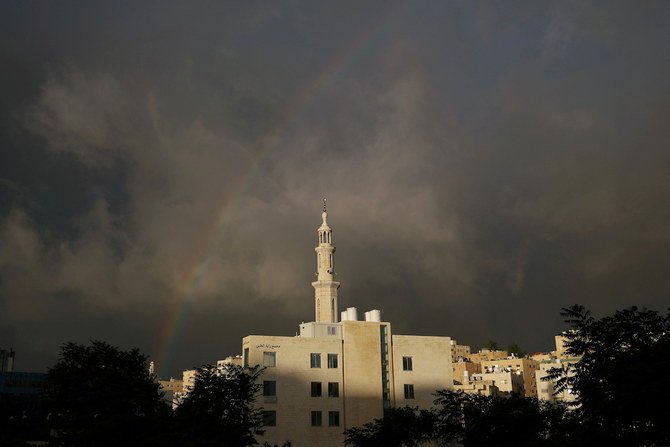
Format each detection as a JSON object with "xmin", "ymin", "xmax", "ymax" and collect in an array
[{"xmin": 480, "ymin": 358, "xmax": 539, "ymax": 397}]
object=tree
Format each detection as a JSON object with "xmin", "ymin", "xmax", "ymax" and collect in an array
[
  {"xmin": 44, "ymin": 340, "xmax": 167, "ymax": 446},
  {"xmin": 344, "ymin": 406, "xmax": 436, "ymax": 447},
  {"xmin": 174, "ymin": 363, "xmax": 265, "ymax": 447},
  {"xmin": 547, "ymin": 305, "xmax": 670, "ymax": 446},
  {"xmin": 433, "ymin": 390, "xmax": 580, "ymax": 447},
  {"xmin": 485, "ymin": 340, "xmax": 499, "ymax": 351},
  {"xmin": 506, "ymin": 343, "xmax": 526, "ymax": 358}
]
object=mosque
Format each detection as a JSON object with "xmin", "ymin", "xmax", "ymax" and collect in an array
[{"xmin": 191, "ymin": 202, "xmax": 455, "ymax": 447}]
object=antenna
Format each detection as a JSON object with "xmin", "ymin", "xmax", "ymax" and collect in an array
[{"xmin": 323, "ymin": 197, "xmax": 327, "ymax": 212}]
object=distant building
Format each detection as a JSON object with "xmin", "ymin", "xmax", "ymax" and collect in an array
[
  {"xmin": 1, "ymin": 349, "xmax": 16, "ymax": 373},
  {"xmin": 186, "ymin": 204, "xmax": 456, "ymax": 447},
  {"xmin": 450, "ymin": 340, "xmax": 471, "ymax": 362},
  {"xmin": 469, "ymin": 349, "xmax": 509, "ymax": 363},
  {"xmin": 453, "ymin": 379, "xmax": 499, "ymax": 396},
  {"xmin": 472, "ymin": 369, "xmax": 524, "ymax": 395},
  {"xmin": 480, "ymin": 358, "xmax": 539, "ymax": 397},
  {"xmin": 218, "ymin": 355, "xmax": 243, "ymax": 367},
  {"xmin": 452, "ymin": 360, "xmax": 481, "ymax": 385},
  {"xmin": 158, "ymin": 377, "xmax": 183, "ymax": 408},
  {"xmin": 536, "ymin": 335, "xmax": 580, "ymax": 404},
  {"xmin": 0, "ymin": 371, "xmax": 46, "ymax": 396}
]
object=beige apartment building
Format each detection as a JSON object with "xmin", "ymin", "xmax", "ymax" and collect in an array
[
  {"xmin": 450, "ymin": 340, "xmax": 471, "ymax": 362},
  {"xmin": 452, "ymin": 360, "xmax": 481, "ymax": 385},
  {"xmin": 468, "ymin": 349, "xmax": 509, "ymax": 363},
  {"xmin": 231, "ymin": 205, "xmax": 454, "ymax": 447},
  {"xmin": 472, "ymin": 370, "xmax": 524, "ymax": 395},
  {"xmin": 480, "ymin": 358, "xmax": 539, "ymax": 397},
  {"xmin": 535, "ymin": 335, "xmax": 580, "ymax": 404}
]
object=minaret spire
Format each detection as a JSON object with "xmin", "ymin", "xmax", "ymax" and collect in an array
[{"xmin": 312, "ymin": 199, "xmax": 340, "ymax": 323}]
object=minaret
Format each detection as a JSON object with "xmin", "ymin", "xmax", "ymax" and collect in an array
[{"xmin": 312, "ymin": 199, "xmax": 340, "ymax": 323}]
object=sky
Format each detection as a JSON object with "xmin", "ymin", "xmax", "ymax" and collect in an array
[{"xmin": 1, "ymin": 1, "xmax": 669, "ymax": 377}]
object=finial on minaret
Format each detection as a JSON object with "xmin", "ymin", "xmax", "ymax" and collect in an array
[{"xmin": 322, "ymin": 198, "xmax": 328, "ymax": 225}]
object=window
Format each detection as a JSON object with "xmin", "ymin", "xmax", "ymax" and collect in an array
[
  {"xmin": 328, "ymin": 382, "xmax": 339, "ymax": 397},
  {"xmin": 328, "ymin": 411, "xmax": 340, "ymax": 427},
  {"xmin": 402, "ymin": 356, "xmax": 413, "ymax": 371},
  {"xmin": 263, "ymin": 410, "xmax": 276, "ymax": 427},
  {"xmin": 404, "ymin": 384, "xmax": 415, "ymax": 399},
  {"xmin": 327, "ymin": 326, "xmax": 337, "ymax": 335},
  {"xmin": 311, "ymin": 382, "xmax": 322, "ymax": 397},
  {"xmin": 263, "ymin": 351, "xmax": 276, "ymax": 367},
  {"xmin": 311, "ymin": 411, "xmax": 322, "ymax": 427},
  {"xmin": 327, "ymin": 353, "xmax": 338, "ymax": 368},
  {"xmin": 263, "ymin": 380, "xmax": 276, "ymax": 396},
  {"xmin": 310, "ymin": 353, "xmax": 321, "ymax": 368},
  {"xmin": 243, "ymin": 348, "xmax": 249, "ymax": 367}
]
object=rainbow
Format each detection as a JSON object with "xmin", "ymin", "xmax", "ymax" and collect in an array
[{"xmin": 151, "ymin": 10, "xmax": 396, "ymax": 376}]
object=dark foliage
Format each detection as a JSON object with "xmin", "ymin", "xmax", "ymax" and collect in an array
[
  {"xmin": 0, "ymin": 394, "xmax": 49, "ymax": 446},
  {"xmin": 545, "ymin": 305, "xmax": 670, "ymax": 446},
  {"xmin": 506, "ymin": 343, "xmax": 527, "ymax": 358},
  {"xmin": 344, "ymin": 406, "xmax": 436, "ymax": 447},
  {"xmin": 174, "ymin": 363, "xmax": 265, "ymax": 447},
  {"xmin": 485, "ymin": 340, "xmax": 500, "ymax": 351},
  {"xmin": 43, "ymin": 340, "xmax": 168, "ymax": 446},
  {"xmin": 434, "ymin": 390, "xmax": 580, "ymax": 447}
]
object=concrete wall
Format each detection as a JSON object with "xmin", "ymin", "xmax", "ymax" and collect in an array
[
  {"xmin": 480, "ymin": 358, "xmax": 539, "ymax": 397},
  {"xmin": 244, "ymin": 334, "xmax": 345, "ymax": 447},
  {"xmin": 392, "ymin": 335, "xmax": 453, "ymax": 409},
  {"xmin": 341, "ymin": 321, "xmax": 388, "ymax": 429}
]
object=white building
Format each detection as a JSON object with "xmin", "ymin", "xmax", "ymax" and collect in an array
[{"xmin": 238, "ymin": 203, "xmax": 455, "ymax": 447}]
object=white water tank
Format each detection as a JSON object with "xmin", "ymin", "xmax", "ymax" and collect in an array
[
  {"xmin": 368, "ymin": 309, "xmax": 381, "ymax": 322},
  {"xmin": 346, "ymin": 307, "xmax": 358, "ymax": 321},
  {"xmin": 340, "ymin": 310, "xmax": 348, "ymax": 321}
]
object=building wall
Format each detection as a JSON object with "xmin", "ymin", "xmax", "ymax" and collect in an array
[
  {"xmin": 243, "ymin": 334, "xmax": 345, "ymax": 447},
  {"xmin": 392, "ymin": 335, "xmax": 453, "ymax": 409},
  {"xmin": 469, "ymin": 349, "xmax": 509, "ymax": 363},
  {"xmin": 453, "ymin": 361, "xmax": 481, "ymax": 384},
  {"xmin": 554, "ymin": 335, "xmax": 567, "ymax": 358},
  {"xmin": 536, "ymin": 360, "xmax": 578, "ymax": 404},
  {"xmin": 454, "ymin": 380, "xmax": 499, "ymax": 396},
  {"xmin": 472, "ymin": 371, "xmax": 524, "ymax": 395},
  {"xmin": 480, "ymin": 358, "xmax": 539, "ymax": 397},
  {"xmin": 341, "ymin": 321, "xmax": 389, "ymax": 429},
  {"xmin": 450, "ymin": 342, "xmax": 471, "ymax": 362}
]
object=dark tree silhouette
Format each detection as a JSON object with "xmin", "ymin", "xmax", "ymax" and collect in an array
[
  {"xmin": 344, "ymin": 406, "xmax": 436, "ymax": 447},
  {"xmin": 485, "ymin": 340, "xmax": 499, "ymax": 351},
  {"xmin": 175, "ymin": 363, "xmax": 265, "ymax": 447},
  {"xmin": 433, "ymin": 390, "xmax": 580, "ymax": 447},
  {"xmin": 506, "ymin": 343, "xmax": 527, "ymax": 358},
  {"xmin": 546, "ymin": 305, "xmax": 670, "ymax": 446},
  {"xmin": 44, "ymin": 340, "xmax": 167, "ymax": 446}
]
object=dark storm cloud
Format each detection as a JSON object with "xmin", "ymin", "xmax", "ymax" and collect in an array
[{"xmin": 1, "ymin": 1, "xmax": 669, "ymax": 376}]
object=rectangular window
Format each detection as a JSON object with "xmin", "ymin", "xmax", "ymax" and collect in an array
[
  {"xmin": 402, "ymin": 356, "xmax": 413, "ymax": 371},
  {"xmin": 263, "ymin": 381, "xmax": 276, "ymax": 396},
  {"xmin": 328, "ymin": 382, "xmax": 339, "ymax": 397},
  {"xmin": 311, "ymin": 381, "xmax": 322, "ymax": 397},
  {"xmin": 328, "ymin": 411, "xmax": 340, "ymax": 427},
  {"xmin": 310, "ymin": 353, "xmax": 321, "ymax": 368},
  {"xmin": 311, "ymin": 411, "xmax": 322, "ymax": 427},
  {"xmin": 327, "ymin": 326, "xmax": 337, "ymax": 335},
  {"xmin": 263, "ymin": 410, "xmax": 276, "ymax": 427},
  {"xmin": 404, "ymin": 384, "xmax": 415, "ymax": 399},
  {"xmin": 243, "ymin": 348, "xmax": 249, "ymax": 367},
  {"xmin": 263, "ymin": 351, "xmax": 276, "ymax": 367},
  {"xmin": 327, "ymin": 353, "xmax": 338, "ymax": 368}
]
